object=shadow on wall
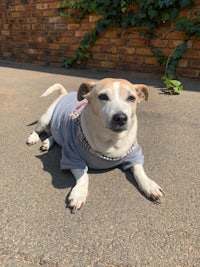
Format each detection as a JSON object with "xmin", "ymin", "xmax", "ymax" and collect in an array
[{"xmin": 1, "ymin": 60, "xmax": 199, "ymax": 92}]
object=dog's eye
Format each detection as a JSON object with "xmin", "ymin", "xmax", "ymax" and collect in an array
[
  {"xmin": 127, "ymin": 95, "xmax": 136, "ymax": 102},
  {"xmin": 98, "ymin": 93, "xmax": 109, "ymax": 101}
]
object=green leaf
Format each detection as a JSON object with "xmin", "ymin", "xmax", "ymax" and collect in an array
[
  {"xmin": 169, "ymin": 8, "xmax": 179, "ymax": 20},
  {"xmin": 170, "ymin": 80, "xmax": 181, "ymax": 87},
  {"xmin": 161, "ymin": 12, "xmax": 170, "ymax": 22},
  {"xmin": 180, "ymin": 0, "xmax": 195, "ymax": 8},
  {"xmin": 148, "ymin": 9, "xmax": 158, "ymax": 20},
  {"xmin": 151, "ymin": 47, "xmax": 163, "ymax": 57}
]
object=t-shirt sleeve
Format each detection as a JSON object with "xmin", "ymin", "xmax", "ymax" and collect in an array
[
  {"xmin": 60, "ymin": 141, "xmax": 88, "ymax": 171},
  {"xmin": 121, "ymin": 144, "xmax": 144, "ymax": 171}
]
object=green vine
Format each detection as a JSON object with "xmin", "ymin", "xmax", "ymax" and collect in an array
[{"xmin": 59, "ymin": 0, "xmax": 200, "ymax": 94}]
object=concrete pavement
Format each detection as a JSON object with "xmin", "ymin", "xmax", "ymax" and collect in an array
[{"xmin": 0, "ymin": 60, "xmax": 199, "ymax": 267}]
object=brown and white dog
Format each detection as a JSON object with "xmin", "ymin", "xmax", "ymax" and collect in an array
[{"xmin": 27, "ymin": 78, "xmax": 165, "ymax": 212}]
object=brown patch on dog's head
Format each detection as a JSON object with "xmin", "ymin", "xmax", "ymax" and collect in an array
[
  {"xmin": 77, "ymin": 81, "xmax": 96, "ymax": 101},
  {"xmin": 134, "ymin": 84, "xmax": 149, "ymax": 102}
]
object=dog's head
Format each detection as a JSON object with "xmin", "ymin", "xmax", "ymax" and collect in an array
[{"xmin": 78, "ymin": 78, "xmax": 148, "ymax": 133}]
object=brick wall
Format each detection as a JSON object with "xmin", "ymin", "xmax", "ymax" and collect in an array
[{"xmin": 0, "ymin": 0, "xmax": 199, "ymax": 78}]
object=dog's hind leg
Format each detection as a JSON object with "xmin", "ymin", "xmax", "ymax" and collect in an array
[
  {"xmin": 40, "ymin": 136, "xmax": 54, "ymax": 151},
  {"xmin": 27, "ymin": 89, "xmax": 65, "ymax": 146},
  {"xmin": 27, "ymin": 103, "xmax": 55, "ymax": 146},
  {"xmin": 27, "ymin": 122, "xmax": 46, "ymax": 146},
  {"xmin": 27, "ymin": 83, "xmax": 67, "ymax": 147}
]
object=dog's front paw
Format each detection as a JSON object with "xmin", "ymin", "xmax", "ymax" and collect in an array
[
  {"xmin": 68, "ymin": 183, "xmax": 88, "ymax": 213},
  {"xmin": 140, "ymin": 179, "xmax": 165, "ymax": 204}
]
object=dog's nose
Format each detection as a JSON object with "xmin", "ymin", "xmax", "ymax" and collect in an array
[{"xmin": 112, "ymin": 112, "xmax": 127, "ymax": 126}]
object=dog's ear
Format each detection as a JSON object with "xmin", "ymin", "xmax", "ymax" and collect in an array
[
  {"xmin": 135, "ymin": 84, "xmax": 148, "ymax": 102},
  {"xmin": 77, "ymin": 81, "xmax": 96, "ymax": 101}
]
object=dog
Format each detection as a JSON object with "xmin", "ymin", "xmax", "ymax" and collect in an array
[{"xmin": 27, "ymin": 78, "xmax": 165, "ymax": 213}]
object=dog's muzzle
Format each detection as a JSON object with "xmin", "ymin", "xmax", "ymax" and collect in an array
[{"xmin": 110, "ymin": 112, "xmax": 128, "ymax": 132}]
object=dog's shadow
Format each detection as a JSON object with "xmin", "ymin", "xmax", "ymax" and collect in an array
[
  {"xmin": 36, "ymin": 142, "xmax": 153, "ymax": 208},
  {"xmin": 36, "ymin": 144, "xmax": 75, "ymax": 189}
]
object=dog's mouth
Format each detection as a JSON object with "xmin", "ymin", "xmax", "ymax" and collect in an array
[{"xmin": 110, "ymin": 125, "xmax": 128, "ymax": 133}]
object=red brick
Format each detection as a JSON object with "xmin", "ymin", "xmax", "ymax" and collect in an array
[
  {"xmin": 21, "ymin": 24, "xmax": 31, "ymax": 30},
  {"xmin": 91, "ymin": 45, "xmax": 101, "ymax": 53},
  {"xmin": 67, "ymin": 23, "xmax": 80, "ymax": 30},
  {"xmin": 1, "ymin": 30, "xmax": 10, "ymax": 36},
  {"xmin": 101, "ymin": 61, "xmax": 116, "ymax": 69},
  {"xmin": 135, "ymin": 48, "xmax": 152, "ymax": 56},
  {"xmin": 144, "ymin": 57, "xmax": 158, "ymax": 65},
  {"xmin": 125, "ymin": 30, "xmax": 145, "ymax": 39},
  {"xmin": 36, "ymin": 3, "xmax": 48, "ymax": 10},
  {"xmin": 42, "ymin": 10, "xmax": 55, "ymax": 17},
  {"xmin": 81, "ymin": 23, "xmax": 96, "ymax": 30},
  {"xmin": 101, "ymin": 46, "xmax": 117, "ymax": 54},
  {"xmin": 127, "ymin": 38, "xmax": 146, "ymax": 47},
  {"xmin": 161, "ymin": 48, "xmax": 174, "ymax": 57},
  {"xmin": 123, "ymin": 55, "xmax": 143, "ymax": 64},
  {"xmin": 87, "ymin": 59, "xmax": 101, "ymax": 68},
  {"xmin": 179, "ymin": 10, "xmax": 191, "ymax": 18},
  {"xmin": 89, "ymin": 15, "xmax": 103, "ymax": 22},
  {"xmin": 159, "ymin": 31, "xmax": 184, "ymax": 40},
  {"xmin": 54, "ymin": 23, "xmax": 67, "ymax": 30},
  {"xmin": 150, "ymin": 39, "xmax": 169, "ymax": 48},
  {"xmin": 189, "ymin": 59, "xmax": 200, "ymax": 68},
  {"xmin": 49, "ymin": 17, "xmax": 61, "ymax": 23},
  {"xmin": 178, "ymin": 59, "xmax": 188, "ymax": 68},
  {"xmin": 27, "ymin": 49, "xmax": 35, "ymax": 54},
  {"xmin": 11, "ymin": 12, "xmax": 21, "ymax": 18},
  {"xmin": 92, "ymin": 53, "xmax": 107, "ymax": 61},
  {"xmin": 184, "ymin": 49, "xmax": 200, "ymax": 59},
  {"xmin": 26, "ymin": 18, "xmax": 37, "ymax": 24},
  {"xmin": 110, "ymin": 38, "xmax": 126, "ymax": 46},
  {"xmin": 2, "ymin": 52, "xmax": 12, "ymax": 57},
  {"xmin": 95, "ymin": 38, "xmax": 110, "ymax": 45},
  {"xmin": 104, "ymin": 30, "xmax": 121, "ymax": 38},
  {"xmin": 49, "ymin": 2, "xmax": 60, "ymax": 9},
  {"xmin": 106, "ymin": 54, "xmax": 121, "ymax": 61},
  {"xmin": 168, "ymin": 40, "xmax": 183, "ymax": 48},
  {"xmin": 117, "ymin": 47, "xmax": 134, "ymax": 55},
  {"xmin": 177, "ymin": 68, "xmax": 200, "ymax": 78},
  {"xmin": 193, "ymin": 40, "xmax": 200, "ymax": 49},
  {"xmin": 48, "ymin": 43, "xmax": 60, "ymax": 50},
  {"xmin": 15, "ymin": 5, "xmax": 25, "ymax": 11},
  {"xmin": 75, "ymin": 30, "xmax": 88, "ymax": 37}
]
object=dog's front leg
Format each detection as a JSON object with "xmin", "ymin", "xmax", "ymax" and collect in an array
[
  {"xmin": 68, "ymin": 169, "xmax": 89, "ymax": 213},
  {"xmin": 131, "ymin": 164, "xmax": 165, "ymax": 203}
]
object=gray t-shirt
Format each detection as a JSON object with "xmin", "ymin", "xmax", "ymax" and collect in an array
[{"xmin": 50, "ymin": 92, "xmax": 144, "ymax": 171}]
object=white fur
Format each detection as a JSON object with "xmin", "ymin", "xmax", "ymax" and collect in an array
[
  {"xmin": 27, "ymin": 130, "xmax": 40, "ymax": 145},
  {"xmin": 69, "ymin": 169, "xmax": 89, "ymax": 213},
  {"xmin": 27, "ymin": 79, "xmax": 165, "ymax": 212},
  {"xmin": 131, "ymin": 165, "xmax": 164, "ymax": 202},
  {"xmin": 41, "ymin": 136, "xmax": 54, "ymax": 151}
]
